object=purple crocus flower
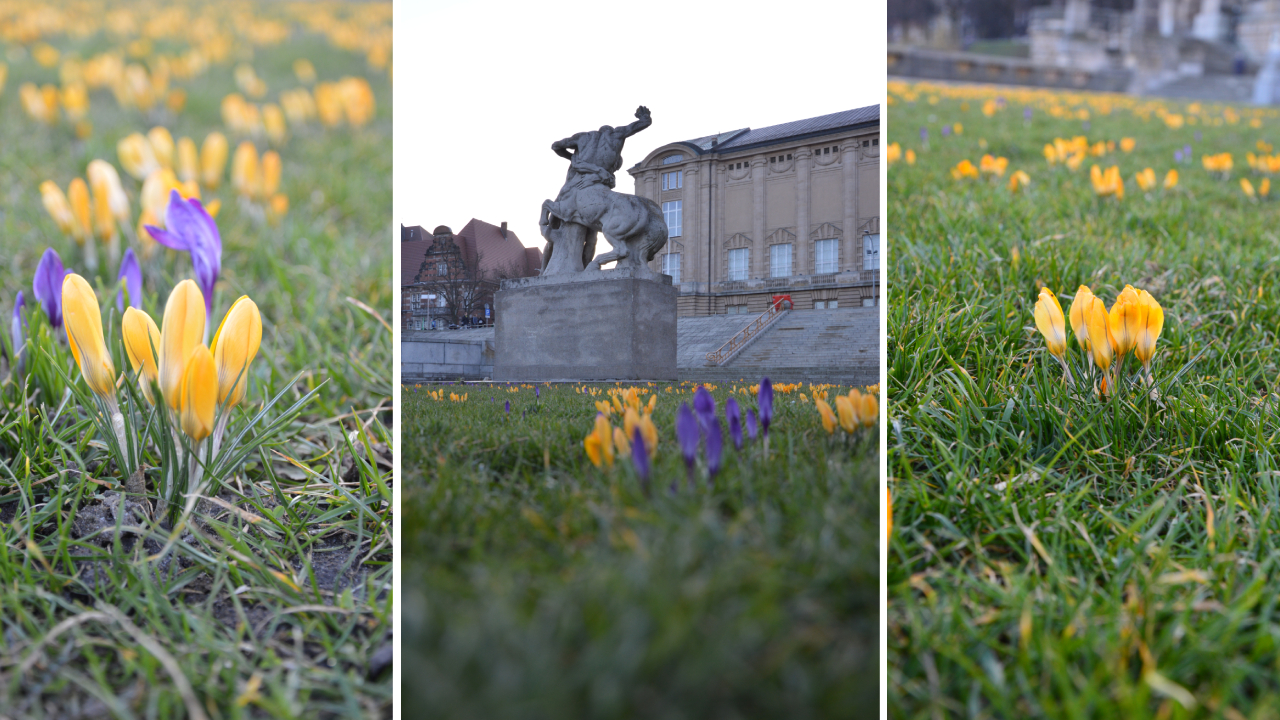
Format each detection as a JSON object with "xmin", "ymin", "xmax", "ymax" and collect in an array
[
  {"xmin": 32, "ymin": 248, "xmax": 67, "ymax": 328},
  {"xmin": 11, "ymin": 292, "xmax": 27, "ymax": 376},
  {"xmin": 758, "ymin": 377, "xmax": 773, "ymax": 437},
  {"xmin": 1184, "ymin": 144, "xmax": 1192, "ymax": 159},
  {"xmin": 676, "ymin": 402, "xmax": 699, "ymax": 480},
  {"xmin": 693, "ymin": 385, "xmax": 716, "ymax": 431},
  {"xmin": 941, "ymin": 125, "xmax": 951, "ymax": 137},
  {"xmin": 725, "ymin": 397, "xmax": 743, "ymax": 450},
  {"xmin": 116, "ymin": 247, "xmax": 142, "ymax": 313},
  {"xmin": 504, "ymin": 399, "xmax": 510, "ymax": 414},
  {"xmin": 536, "ymin": 386, "xmax": 540, "ymax": 399},
  {"xmin": 705, "ymin": 418, "xmax": 723, "ymax": 481},
  {"xmin": 1174, "ymin": 150, "xmax": 1183, "ymax": 163},
  {"xmin": 631, "ymin": 427, "xmax": 650, "ymax": 494},
  {"xmin": 919, "ymin": 127, "xmax": 928, "ymax": 141},
  {"xmin": 1024, "ymin": 107, "xmax": 1033, "ymax": 121},
  {"xmin": 146, "ymin": 189, "xmax": 221, "ymax": 318},
  {"xmin": 746, "ymin": 408, "xmax": 758, "ymax": 441}
]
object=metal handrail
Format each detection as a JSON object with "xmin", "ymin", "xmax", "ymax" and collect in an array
[{"xmin": 705, "ymin": 299, "xmax": 786, "ymax": 366}]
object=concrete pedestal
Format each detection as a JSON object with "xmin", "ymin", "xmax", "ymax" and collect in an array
[{"xmin": 493, "ymin": 267, "xmax": 678, "ymax": 381}]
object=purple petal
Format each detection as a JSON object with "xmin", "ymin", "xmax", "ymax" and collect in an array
[
  {"xmin": 705, "ymin": 418, "xmax": 723, "ymax": 480},
  {"xmin": 146, "ymin": 223, "xmax": 191, "ymax": 251},
  {"xmin": 32, "ymin": 248, "xmax": 65, "ymax": 328},
  {"xmin": 631, "ymin": 427, "xmax": 649, "ymax": 485},
  {"xmin": 694, "ymin": 385, "xmax": 715, "ymax": 427},
  {"xmin": 758, "ymin": 377, "xmax": 773, "ymax": 435},
  {"xmin": 726, "ymin": 397, "xmax": 743, "ymax": 450},
  {"xmin": 504, "ymin": 399, "xmax": 510, "ymax": 413},
  {"xmin": 116, "ymin": 248, "xmax": 143, "ymax": 312},
  {"xmin": 746, "ymin": 409, "xmax": 758, "ymax": 441},
  {"xmin": 10, "ymin": 291, "xmax": 25, "ymax": 375},
  {"xmin": 676, "ymin": 403, "xmax": 699, "ymax": 468},
  {"xmin": 157, "ymin": 190, "xmax": 222, "ymax": 315}
]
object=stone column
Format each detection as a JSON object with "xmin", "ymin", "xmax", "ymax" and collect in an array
[
  {"xmin": 1159, "ymin": 0, "xmax": 1175, "ymax": 36},
  {"xmin": 714, "ymin": 163, "xmax": 727, "ymax": 287},
  {"xmin": 751, "ymin": 156, "xmax": 766, "ymax": 279},
  {"xmin": 644, "ymin": 171, "xmax": 658, "ymax": 203},
  {"xmin": 842, "ymin": 142, "xmax": 859, "ymax": 274},
  {"xmin": 795, "ymin": 147, "xmax": 812, "ymax": 275},
  {"xmin": 682, "ymin": 164, "xmax": 699, "ymax": 284}
]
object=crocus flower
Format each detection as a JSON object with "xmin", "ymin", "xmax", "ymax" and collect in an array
[
  {"xmin": 835, "ymin": 396, "xmax": 857, "ymax": 433},
  {"xmin": 694, "ymin": 385, "xmax": 715, "ymax": 429},
  {"xmin": 584, "ymin": 413, "xmax": 614, "ymax": 468},
  {"xmin": 11, "ymin": 292, "xmax": 26, "ymax": 376},
  {"xmin": 705, "ymin": 417, "xmax": 723, "ymax": 480},
  {"xmin": 676, "ymin": 402, "xmax": 699, "ymax": 475},
  {"xmin": 631, "ymin": 428, "xmax": 650, "ymax": 492},
  {"xmin": 1109, "ymin": 285, "xmax": 1142, "ymax": 359},
  {"xmin": 177, "ymin": 137, "xmax": 199, "ymax": 184},
  {"xmin": 201, "ymin": 132, "xmax": 229, "ymax": 190},
  {"xmin": 148, "ymin": 126, "xmax": 175, "ymax": 169},
  {"xmin": 118, "ymin": 132, "xmax": 160, "ymax": 180},
  {"xmin": 146, "ymin": 190, "xmax": 222, "ymax": 319},
  {"xmin": 159, "ymin": 279, "xmax": 206, "ymax": 410},
  {"xmin": 858, "ymin": 391, "xmax": 879, "ymax": 428},
  {"xmin": 211, "ymin": 296, "xmax": 262, "ymax": 408},
  {"xmin": 1174, "ymin": 150, "xmax": 1183, "ymax": 163},
  {"xmin": 40, "ymin": 181, "xmax": 76, "ymax": 236},
  {"xmin": 116, "ymin": 248, "xmax": 142, "ymax": 312},
  {"xmin": 180, "ymin": 344, "xmax": 217, "ymax": 441},
  {"xmin": 1164, "ymin": 169, "xmax": 1178, "ymax": 188},
  {"xmin": 725, "ymin": 397, "xmax": 743, "ymax": 449},
  {"xmin": 32, "ymin": 248, "xmax": 67, "ymax": 328},
  {"xmin": 746, "ymin": 409, "xmax": 758, "ymax": 441},
  {"xmin": 504, "ymin": 399, "xmax": 510, "ymax": 414},
  {"xmin": 1242, "ymin": 178, "xmax": 1257, "ymax": 198},
  {"xmin": 1084, "ymin": 296, "xmax": 1115, "ymax": 389},
  {"xmin": 1034, "ymin": 287, "xmax": 1072, "ymax": 381},
  {"xmin": 122, "ymin": 306, "xmax": 161, "ymax": 403},
  {"xmin": 613, "ymin": 426, "xmax": 631, "ymax": 458},
  {"xmin": 758, "ymin": 378, "xmax": 773, "ymax": 437},
  {"xmin": 816, "ymin": 399, "xmax": 837, "ymax": 434},
  {"xmin": 1132, "ymin": 289, "xmax": 1164, "ymax": 374},
  {"xmin": 62, "ymin": 274, "xmax": 116, "ymax": 397}
]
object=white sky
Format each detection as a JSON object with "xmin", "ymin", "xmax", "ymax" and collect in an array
[{"xmin": 393, "ymin": 0, "xmax": 886, "ymax": 253}]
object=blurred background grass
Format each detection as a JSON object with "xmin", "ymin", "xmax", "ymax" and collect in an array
[
  {"xmin": 0, "ymin": 3, "xmax": 392, "ymax": 716},
  {"xmin": 402, "ymin": 382, "xmax": 878, "ymax": 719}
]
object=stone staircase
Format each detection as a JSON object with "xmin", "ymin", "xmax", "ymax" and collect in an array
[
  {"xmin": 679, "ymin": 307, "xmax": 880, "ymax": 386},
  {"xmin": 1146, "ymin": 73, "xmax": 1257, "ymax": 103},
  {"xmin": 674, "ymin": 314, "xmax": 764, "ymax": 368}
]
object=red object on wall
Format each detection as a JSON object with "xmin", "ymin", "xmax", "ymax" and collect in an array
[{"xmin": 772, "ymin": 294, "xmax": 792, "ymax": 310}]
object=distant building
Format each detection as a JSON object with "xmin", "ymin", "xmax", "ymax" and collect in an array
[
  {"xmin": 628, "ymin": 105, "xmax": 880, "ymax": 316},
  {"xmin": 401, "ymin": 219, "xmax": 541, "ymax": 330}
]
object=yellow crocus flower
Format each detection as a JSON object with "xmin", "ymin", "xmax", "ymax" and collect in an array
[
  {"xmin": 857, "ymin": 391, "xmax": 878, "ymax": 428},
  {"xmin": 160, "ymin": 280, "xmax": 206, "ymax": 410},
  {"xmin": 117, "ymin": 132, "xmax": 160, "ymax": 180},
  {"xmin": 261, "ymin": 151, "xmax": 281, "ymax": 198},
  {"xmin": 639, "ymin": 413, "xmax": 658, "ymax": 457},
  {"xmin": 1108, "ymin": 285, "xmax": 1142, "ymax": 359},
  {"xmin": 835, "ymin": 395, "xmax": 857, "ymax": 433},
  {"xmin": 1132, "ymin": 289, "xmax": 1164, "ymax": 372},
  {"xmin": 263, "ymin": 104, "xmax": 287, "ymax": 144},
  {"xmin": 1163, "ymin": 169, "xmax": 1179, "ymax": 189},
  {"xmin": 148, "ymin": 126, "xmax": 175, "ymax": 169},
  {"xmin": 179, "ymin": 344, "xmax": 217, "ymax": 441},
  {"xmin": 816, "ymin": 399, "xmax": 837, "ymax": 434},
  {"xmin": 1069, "ymin": 285, "xmax": 1095, "ymax": 358},
  {"xmin": 1084, "ymin": 296, "xmax": 1115, "ymax": 373},
  {"xmin": 177, "ymin": 137, "xmax": 199, "ymax": 184},
  {"xmin": 583, "ymin": 414, "xmax": 614, "ymax": 468},
  {"xmin": 211, "ymin": 296, "xmax": 262, "ymax": 407},
  {"xmin": 1263, "ymin": 178, "xmax": 1272, "ymax": 198},
  {"xmin": 62, "ymin": 274, "xmax": 116, "ymax": 397},
  {"xmin": 68, "ymin": 177, "xmax": 92, "ymax": 243},
  {"xmin": 1033, "ymin": 287, "xmax": 1067, "ymax": 358},
  {"xmin": 231, "ymin": 141, "xmax": 260, "ymax": 198},
  {"xmin": 122, "ymin": 306, "xmax": 161, "ymax": 403},
  {"xmin": 1135, "ymin": 168, "xmax": 1156, "ymax": 192},
  {"xmin": 40, "ymin": 181, "xmax": 76, "ymax": 236},
  {"xmin": 613, "ymin": 426, "xmax": 631, "ymax": 458},
  {"xmin": 1242, "ymin": 178, "xmax": 1256, "ymax": 198},
  {"xmin": 201, "ymin": 132, "xmax": 229, "ymax": 189}
]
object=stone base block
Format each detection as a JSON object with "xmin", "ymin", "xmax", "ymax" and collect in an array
[{"xmin": 494, "ymin": 267, "xmax": 678, "ymax": 381}]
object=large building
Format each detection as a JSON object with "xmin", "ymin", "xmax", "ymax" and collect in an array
[
  {"xmin": 628, "ymin": 105, "xmax": 880, "ymax": 316},
  {"xmin": 401, "ymin": 219, "xmax": 541, "ymax": 330}
]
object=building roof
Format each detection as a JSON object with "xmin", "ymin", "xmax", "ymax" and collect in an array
[
  {"xmin": 401, "ymin": 219, "xmax": 541, "ymax": 286},
  {"xmin": 634, "ymin": 105, "xmax": 881, "ymax": 170},
  {"xmin": 712, "ymin": 105, "xmax": 879, "ymax": 151}
]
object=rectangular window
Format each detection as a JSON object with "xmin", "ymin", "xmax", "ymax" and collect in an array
[
  {"xmin": 770, "ymin": 243, "xmax": 792, "ymax": 278},
  {"xmin": 815, "ymin": 238, "xmax": 839, "ymax": 274},
  {"xmin": 863, "ymin": 233, "xmax": 880, "ymax": 270},
  {"xmin": 661, "ymin": 170, "xmax": 683, "ymax": 191},
  {"xmin": 661, "ymin": 253, "xmax": 681, "ymax": 284},
  {"xmin": 662, "ymin": 200, "xmax": 682, "ymax": 238},
  {"xmin": 727, "ymin": 247, "xmax": 748, "ymax": 281},
  {"xmin": 814, "ymin": 300, "xmax": 825, "ymax": 310}
]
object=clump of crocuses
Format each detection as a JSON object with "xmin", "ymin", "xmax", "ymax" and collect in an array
[{"xmin": 1033, "ymin": 283, "xmax": 1164, "ymax": 397}]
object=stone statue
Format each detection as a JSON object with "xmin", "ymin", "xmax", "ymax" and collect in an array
[
  {"xmin": 1256, "ymin": 31, "xmax": 1280, "ymax": 105},
  {"xmin": 539, "ymin": 106, "xmax": 668, "ymax": 275}
]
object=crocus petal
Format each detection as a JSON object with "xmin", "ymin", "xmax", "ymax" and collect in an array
[
  {"xmin": 1134, "ymin": 289, "xmax": 1164, "ymax": 368},
  {"xmin": 1034, "ymin": 288, "xmax": 1067, "ymax": 358},
  {"xmin": 746, "ymin": 409, "xmax": 758, "ymax": 441},
  {"xmin": 676, "ymin": 403, "xmax": 699, "ymax": 468},
  {"xmin": 758, "ymin": 377, "xmax": 773, "ymax": 435},
  {"xmin": 630, "ymin": 428, "xmax": 650, "ymax": 484},
  {"xmin": 32, "ymin": 248, "xmax": 66, "ymax": 328},
  {"xmin": 160, "ymin": 279, "xmax": 207, "ymax": 410},
  {"xmin": 705, "ymin": 417, "xmax": 723, "ymax": 480},
  {"xmin": 179, "ymin": 344, "xmax": 217, "ymax": 441},
  {"xmin": 116, "ymin": 247, "xmax": 143, "ymax": 312},
  {"xmin": 11, "ymin": 291, "xmax": 26, "ymax": 375},
  {"xmin": 817, "ymin": 399, "xmax": 837, "ymax": 434},
  {"xmin": 835, "ymin": 396, "xmax": 857, "ymax": 433},
  {"xmin": 1068, "ymin": 285, "xmax": 1094, "ymax": 353},
  {"xmin": 1085, "ymin": 296, "xmax": 1114, "ymax": 371},
  {"xmin": 62, "ymin": 274, "xmax": 115, "ymax": 397},
  {"xmin": 725, "ymin": 397, "xmax": 743, "ymax": 449}
]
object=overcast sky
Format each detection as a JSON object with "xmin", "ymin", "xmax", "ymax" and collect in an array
[{"xmin": 393, "ymin": 0, "xmax": 885, "ymax": 253}]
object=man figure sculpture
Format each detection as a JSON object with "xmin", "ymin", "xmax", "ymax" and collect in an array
[{"xmin": 539, "ymin": 107, "xmax": 668, "ymax": 274}]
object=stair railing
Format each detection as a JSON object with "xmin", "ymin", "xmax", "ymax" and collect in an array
[{"xmin": 705, "ymin": 298, "xmax": 788, "ymax": 366}]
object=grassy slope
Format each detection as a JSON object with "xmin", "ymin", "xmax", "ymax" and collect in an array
[
  {"xmin": 402, "ymin": 382, "xmax": 878, "ymax": 719},
  {"xmin": 888, "ymin": 81, "xmax": 1280, "ymax": 718},
  {"xmin": 0, "ymin": 19, "xmax": 392, "ymax": 719}
]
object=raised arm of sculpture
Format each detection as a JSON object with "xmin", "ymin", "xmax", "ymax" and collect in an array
[{"xmin": 614, "ymin": 106, "xmax": 651, "ymax": 140}]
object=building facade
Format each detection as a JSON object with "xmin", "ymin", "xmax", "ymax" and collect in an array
[
  {"xmin": 628, "ymin": 105, "xmax": 880, "ymax": 317},
  {"xmin": 401, "ymin": 220, "xmax": 541, "ymax": 331}
]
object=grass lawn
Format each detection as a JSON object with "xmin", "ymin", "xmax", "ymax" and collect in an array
[
  {"xmin": 0, "ymin": 4, "xmax": 392, "ymax": 716},
  {"xmin": 401, "ymin": 381, "xmax": 878, "ymax": 718},
  {"xmin": 888, "ymin": 80, "xmax": 1280, "ymax": 718}
]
